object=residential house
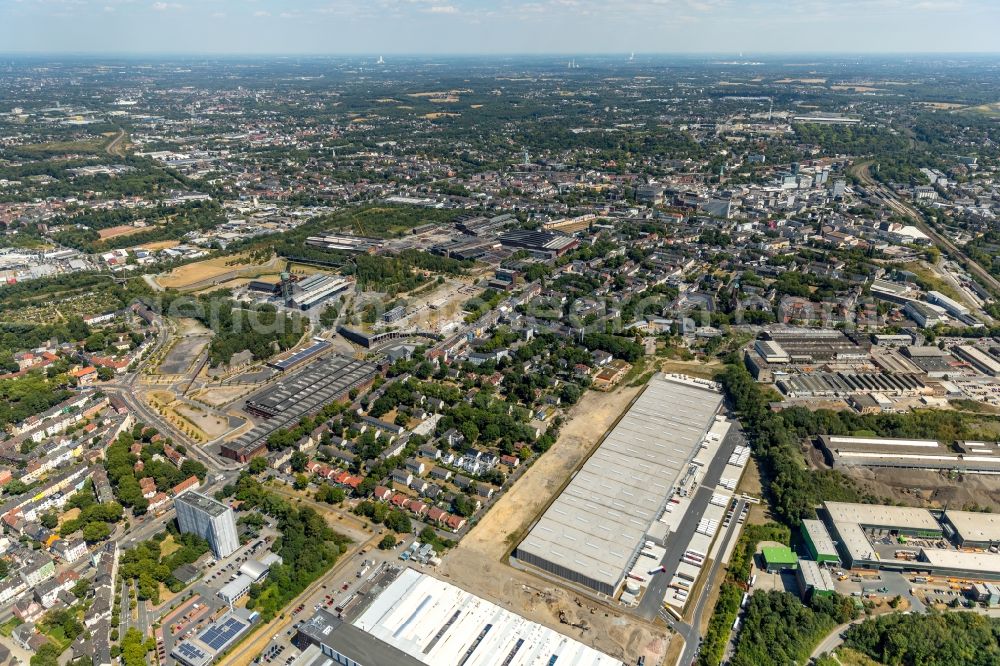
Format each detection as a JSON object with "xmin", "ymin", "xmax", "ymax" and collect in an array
[
  {"xmin": 404, "ymin": 458, "xmax": 426, "ymax": 476},
  {"xmin": 390, "ymin": 470, "xmax": 413, "ymax": 488},
  {"xmin": 429, "ymin": 466, "xmax": 452, "ymax": 482}
]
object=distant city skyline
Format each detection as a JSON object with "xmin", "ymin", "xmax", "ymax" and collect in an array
[{"xmin": 1, "ymin": 0, "xmax": 999, "ymax": 55}]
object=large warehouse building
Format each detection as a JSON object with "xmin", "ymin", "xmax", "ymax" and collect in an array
[
  {"xmin": 288, "ymin": 274, "xmax": 352, "ymax": 311},
  {"xmin": 820, "ymin": 501, "xmax": 1000, "ymax": 579},
  {"xmin": 817, "ymin": 435, "xmax": 1000, "ymax": 474},
  {"xmin": 223, "ymin": 354, "xmax": 378, "ymax": 462},
  {"xmin": 339, "ymin": 568, "xmax": 624, "ymax": 666},
  {"xmin": 513, "ymin": 374, "xmax": 724, "ymax": 596}
]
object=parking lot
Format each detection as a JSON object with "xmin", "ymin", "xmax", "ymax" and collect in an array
[
  {"xmin": 156, "ymin": 521, "xmax": 281, "ymax": 661},
  {"xmin": 251, "ymin": 537, "xmax": 427, "ymax": 665}
]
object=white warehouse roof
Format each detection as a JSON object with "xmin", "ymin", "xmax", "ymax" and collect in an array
[
  {"xmin": 354, "ymin": 568, "xmax": 623, "ymax": 666},
  {"xmin": 515, "ymin": 374, "xmax": 723, "ymax": 594}
]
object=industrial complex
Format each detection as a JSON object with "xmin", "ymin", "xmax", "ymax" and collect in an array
[
  {"xmin": 817, "ymin": 434, "xmax": 1000, "ymax": 474},
  {"xmin": 513, "ymin": 374, "xmax": 726, "ymax": 597},
  {"xmin": 818, "ymin": 501, "xmax": 1000, "ymax": 578},
  {"xmin": 222, "ymin": 354, "xmax": 378, "ymax": 462},
  {"xmin": 294, "ymin": 568, "xmax": 623, "ymax": 666}
]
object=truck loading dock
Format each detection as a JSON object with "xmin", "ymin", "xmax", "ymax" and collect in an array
[
  {"xmin": 513, "ymin": 374, "xmax": 724, "ymax": 597},
  {"xmin": 821, "ymin": 501, "xmax": 1000, "ymax": 579}
]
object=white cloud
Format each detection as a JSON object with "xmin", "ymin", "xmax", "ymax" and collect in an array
[
  {"xmin": 424, "ymin": 4, "xmax": 458, "ymax": 13},
  {"xmin": 253, "ymin": 9, "xmax": 270, "ymax": 16},
  {"xmin": 151, "ymin": 1, "xmax": 181, "ymax": 10},
  {"xmin": 913, "ymin": 0, "xmax": 962, "ymax": 9}
]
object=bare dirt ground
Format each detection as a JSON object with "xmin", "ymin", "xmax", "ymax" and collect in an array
[
  {"xmin": 158, "ymin": 336, "xmax": 209, "ymax": 376},
  {"xmin": 138, "ymin": 240, "xmax": 181, "ymax": 251},
  {"xmin": 436, "ymin": 381, "xmax": 673, "ymax": 664},
  {"xmin": 843, "ymin": 466, "xmax": 1000, "ymax": 511},
  {"xmin": 738, "ymin": 458, "xmax": 774, "ymax": 526},
  {"xmin": 190, "ymin": 384, "xmax": 261, "ymax": 408},
  {"xmin": 174, "ymin": 402, "xmax": 231, "ymax": 439},
  {"xmin": 456, "ymin": 382, "xmax": 645, "ymax": 557},
  {"xmin": 802, "ymin": 438, "xmax": 1000, "ymax": 511}
]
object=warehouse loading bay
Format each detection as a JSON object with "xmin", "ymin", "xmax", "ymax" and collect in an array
[{"xmin": 511, "ymin": 374, "xmax": 756, "ymax": 622}]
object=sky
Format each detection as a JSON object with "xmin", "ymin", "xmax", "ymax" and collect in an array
[{"xmin": 1, "ymin": 0, "xmax": 999, "ymax": 55}]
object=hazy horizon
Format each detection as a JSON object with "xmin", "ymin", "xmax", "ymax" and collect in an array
[{"xmin": 2, "ymin": 0, "xmax": 999, "ymax": 56}]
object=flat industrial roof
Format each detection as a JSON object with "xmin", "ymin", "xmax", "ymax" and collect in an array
[
  {"xmin": 298, "ymin": 610, "xmax": 423, "ymax": 666},
  {"xmin": 353, "ymin": 568, "xmax": 623, "ymax": 666},
  {"xmin": 825, "ymin": 502, "xmax": 941, "ymax": 532},
  {"xmin": 219, "ymin": 574, "xmax": 252, "ymax": 600},
  {"xmin": 762, "ymin": 545, "xmax": 798, "ymax": 565},
  {"xmin": 270, "ymin": 340, "xmax": 332, "ymax": 371},
  {"xmin": 234, "ymin": 354, "xmax": 378, "ymax": 454},
  {"xmin": 516, "ymin": 374, "xmax": 723, "ymax": 592},
  {"xmin": 824, "ymin": 502, "xmax": 942, "ymax": 564},
  {"xmin": 945, "ymin": 511, "xmax": 1000, "ymax": 544},
  {"xmin": 798, "ymin": 559, "xmax": 835, "ymax": 591},
  {"xmin": 920, "ymin": 549, "xmax": 1000, "ymax": 575},
  {"xmin": 825, "ymin": 435, "xmax": 938, "ymax": 448},
  {"xmin": 802, "ymin": 519, "xmax": 838, "ymax": 556},
  {"xmin": 247, "ymin": 354, "xmax": 376, "ymax": 415}
]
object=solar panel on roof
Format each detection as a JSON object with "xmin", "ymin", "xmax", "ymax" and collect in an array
[
  {"xmin": 179, "ymin": 644, "xmax": 203, "ymax": 657},
  {"xmin": 198, "ymin": 617, "xmax": 246, "ymax": 651}
]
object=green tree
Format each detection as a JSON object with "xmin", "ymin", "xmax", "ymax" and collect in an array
[
  {"xmin": 290, "ymin": 451, "xmax": 309, "ymax": 473},
  {"xmin": 248, "ymin": 457, "xmax": 268, "ymax": 475},
  {"xmin": 30, "ymin": 642, "xmax": 61, "ymax": 666},
  {"xmin": 82, "ymin": 522, "xmax": 111, "ymax": 542},
  {"xmin": 40, "ymin": 512, "xmax": 58, "ymax": 529}
]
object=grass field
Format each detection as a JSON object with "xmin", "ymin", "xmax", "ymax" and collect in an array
[
  {"xmin": 8, "ymin": 137, "xmax": 109, "ymax": 158},
  {"xmin": 902, "ymin": 260, "xmax": 970, "ymax": 306},
  {"xmin": 0, "ymin": 617, "xmax": 21, "ymax": 637},
  {"xmin": 98, "ymin": 225, "xmax": 145, "ymax": 240},
  {"xmin": 958, "ymin": 101, "xmax": 1000, "ymax": 118},
  {"xmin": 156, "ymin": 254, "xmax": 281, "ymax": 290}
]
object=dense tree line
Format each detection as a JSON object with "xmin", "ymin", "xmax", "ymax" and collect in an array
[
  {"xmin": 698, "ymin": 523, "xmax": 790, "ymax": 666},
  {"xmin": 581, "ymin": 332, "xmax": 644, "ymax": 362},
  {"xmin": 731, "ymin": 590, "xmax": 857, "ymax": 666},
  {"xmin": 57, "ymin": 483, "xmax": 124, "ymax": 542},
  {"xmin": 226, "ymin": 474, "xmax": 351, "ymax": 621},
  {"xmin": 51, "ymin": 199, "xmax": 225, "ymax": 253},
  {"xmin": 354, "ymin": 501, "xmax": 412, "ymax": 533},
  {"xmin": 104, "ymin": 431, "xmax": 151, "ymax": 514},
  {"xmin": 842, "ymin": 611, "xmax": 1000, "ymax": 666},
  {"xmin": 0, "ymin": 372, "xmax": 72, "ymax": 428},
  {"xmin": 119, "ymin": 531, "xmax": 211, "ymax": 601},
  {"xmin": 720, "ymin": 362, "xmax": 868, "ymax": 526},
  {"xmin": 793, "ymin": 124, "xmax": 910, "ymax": 161},
  {"xmin": 149, "ymin": 292, "xmax": 305, "ymax": 367}
]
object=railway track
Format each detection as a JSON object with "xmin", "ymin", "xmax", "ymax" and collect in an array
[{"xmin": 855, "ymin": 162, "xmax": 1000, "ymax": 297}]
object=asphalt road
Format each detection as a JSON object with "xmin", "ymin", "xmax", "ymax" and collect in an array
[
  {"xmin": 120, "ymin": 580, "xmax": 131, "ymax": 637},
  {"xmin": 810, "ymin": 619, "xmax": 865, "ymax": 661},
  {"xmin": 638, "ymin": 421, "xmax": 746, "ymax": 620},
  {"xmin": 679, "ymin": 498, "xmax": 747, "ymax": 666}
]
